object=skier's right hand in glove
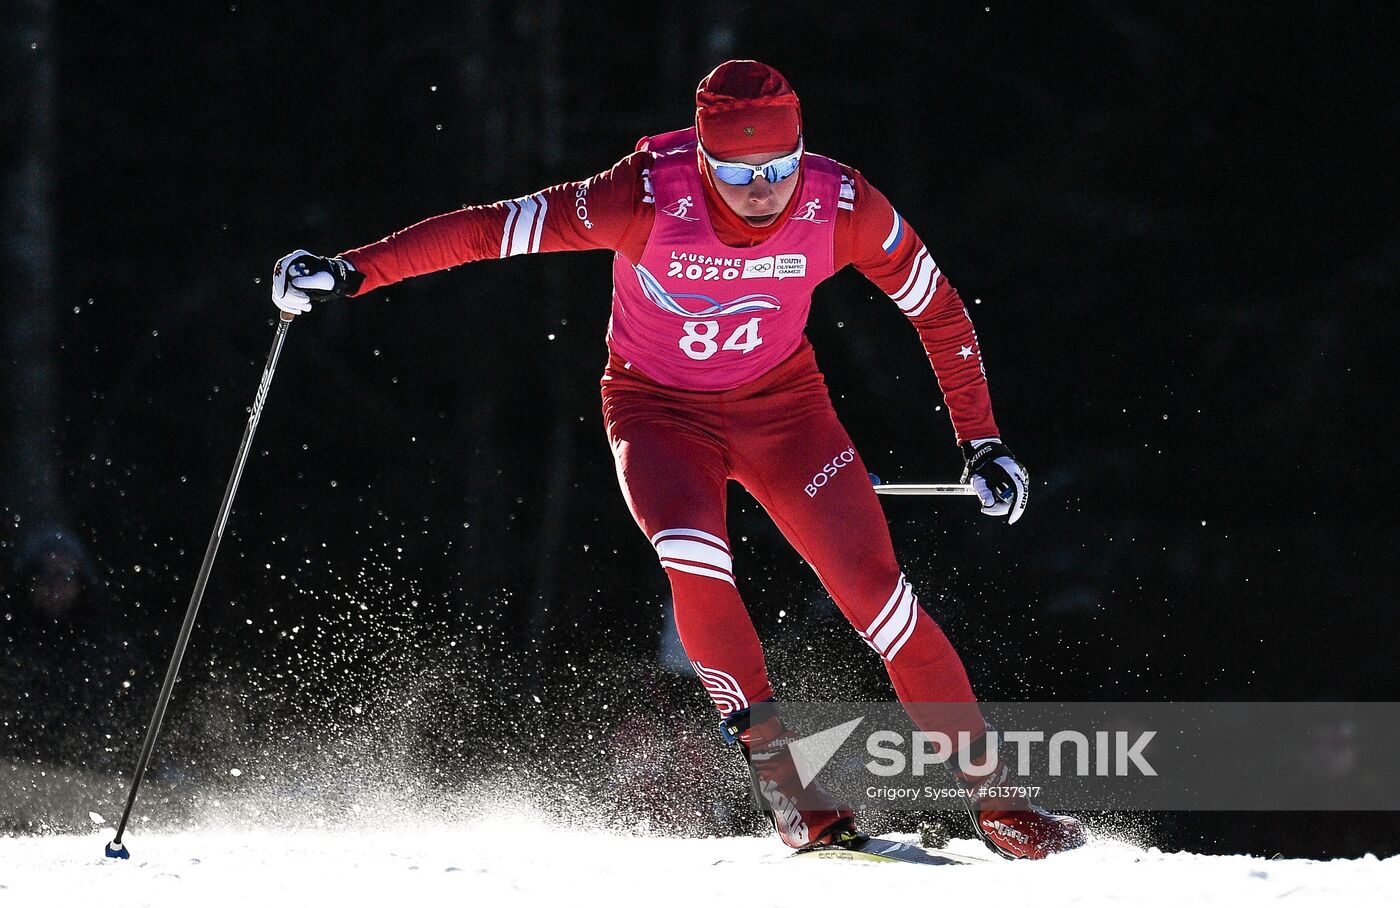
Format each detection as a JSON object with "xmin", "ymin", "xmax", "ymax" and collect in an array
[
  {"xmin": 271, "ymin": 250, "xmax": 364, "ymax": 314},
  {"xmin": 960, "ymin": 438, "xmax": 1029, "ymax": 525}
]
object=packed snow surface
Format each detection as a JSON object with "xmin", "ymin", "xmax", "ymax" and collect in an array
[{"xmin": 3, "ymin": 819, "xmax": 1396, "ymax": 908}]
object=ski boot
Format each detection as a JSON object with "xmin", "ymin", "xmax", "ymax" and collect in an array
[
  {"xmin": 721, "ymin": 705, "xmax": 861, "ymax": 851},
  {"xmin": 956, "ymin": 755, "xmax": 1085, "ymax": 860}
]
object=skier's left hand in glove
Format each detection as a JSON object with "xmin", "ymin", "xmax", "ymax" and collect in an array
[
  {"xmin": 960, "ymin": 438, "xmax": 1029, "ymax": 524},
  {"xmin": 271, "ymin": 250, "xmax": 364, "ymax": 314}
]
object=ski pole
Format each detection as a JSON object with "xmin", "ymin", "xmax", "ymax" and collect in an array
[
  {"xmin": 868, "ymin": 473, "xmax": 978, "ymax": 496},
  {"xmin": 873, "ymin": 483, "xmax": 978, "ymax": 496},
  {"xmin": 105, "ymin": 310, "xmax": 296, "ymax": 860}
]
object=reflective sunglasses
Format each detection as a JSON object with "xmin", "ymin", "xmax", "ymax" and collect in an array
[{"xmin": 700, "ymin": 138, "xmax": 804, "ymax": 186}]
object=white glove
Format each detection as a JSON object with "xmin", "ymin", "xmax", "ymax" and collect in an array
[
  {"xmin": 960, "ymin": 438, "xmax": 1029, "ymax": 524},
  {"xmin": 271, "ymin": 250, "xmax": 361, "ymax": 314}
]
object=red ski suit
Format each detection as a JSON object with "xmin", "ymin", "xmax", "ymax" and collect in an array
[{"xmin": 342, "ymin": 128, "xmax": 996, "ymax": 741}]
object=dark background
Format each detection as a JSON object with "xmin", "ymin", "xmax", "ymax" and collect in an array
[{"xmin": 2, "ymin": 1, "xmax": 1397, "ymax": 857}]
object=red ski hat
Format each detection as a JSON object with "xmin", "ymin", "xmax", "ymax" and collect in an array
[{"xmin": 695, "ymin": 60, "xmax": 802, "ymax": 159}]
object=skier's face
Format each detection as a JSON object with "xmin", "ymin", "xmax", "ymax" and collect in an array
[{"xmin": 706, "ymin": 146, "xmax": 802, "ymax": 228}]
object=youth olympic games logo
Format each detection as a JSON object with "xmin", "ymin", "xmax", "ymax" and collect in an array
[{"xmin": 633, "ymin": 265, "xmax": 781, "ymax": 317}]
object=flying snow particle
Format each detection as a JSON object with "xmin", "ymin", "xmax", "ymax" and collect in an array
[{"xmin": 89, "ymin": 811, "xmax": 105, "ymax": 825}]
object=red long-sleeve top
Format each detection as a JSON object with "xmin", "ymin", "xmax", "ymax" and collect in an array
[{"xmin": 342, "ymin": 142, "xmax": 999, "ymax": 443}]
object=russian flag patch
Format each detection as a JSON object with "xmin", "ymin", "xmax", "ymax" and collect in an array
[{"xmin": 882, "ymin": 211, "xmax": 908, "ymax": 256}]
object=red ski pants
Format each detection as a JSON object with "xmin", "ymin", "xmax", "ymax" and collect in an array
[{"xmin": 601, "ymin": 339, "xmax": 984, "ymax": 741}]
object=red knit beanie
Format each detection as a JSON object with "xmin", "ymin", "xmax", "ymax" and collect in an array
[{"xmin": 695, "ymin": 60, "xmax": 802, "ymax": 159}]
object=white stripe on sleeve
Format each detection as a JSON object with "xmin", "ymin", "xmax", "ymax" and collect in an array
[
  {"xmin": 892, "ymin": 248, "xmax": 930, "ymax": 302},
  {"xmin": 499, "ymin": 200, "xmax": 520, "ymax": 259},
  {"xmin": 902, "ymin": 267, "xmax": 943, "ymax": 318},
  {"xmin": 838, "ymin": 176, "xmax": 855, "ymax": 210},
  {"xmin": 527, "ymin": 194, "xmax": 548, "ymax": 253},
  {"xmin": 892, "ymin": 250, "xmax": 941, "ymax": 314},
  {"xmin": 504, "ymin": 194, "xmax": 543, "ymax": 257}
]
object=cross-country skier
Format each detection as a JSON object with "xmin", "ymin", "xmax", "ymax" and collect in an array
[{"xmin": 272, "ymin": 59, "xmax": 1084, "ymax": 860}]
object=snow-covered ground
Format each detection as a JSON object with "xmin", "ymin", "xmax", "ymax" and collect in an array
[{"xmin": 3, "ymin": 819, "xmax": 1396, "ymax": 908}]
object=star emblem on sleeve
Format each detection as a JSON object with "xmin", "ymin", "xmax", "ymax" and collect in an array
[{"xmin": 957, "ymin": 345, "xmax": 975, "ymax": 360}]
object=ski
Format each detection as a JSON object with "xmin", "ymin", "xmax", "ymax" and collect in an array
[{"xmin": 793, "ymin": 834, "xmax": 998, "ymax": 866}]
